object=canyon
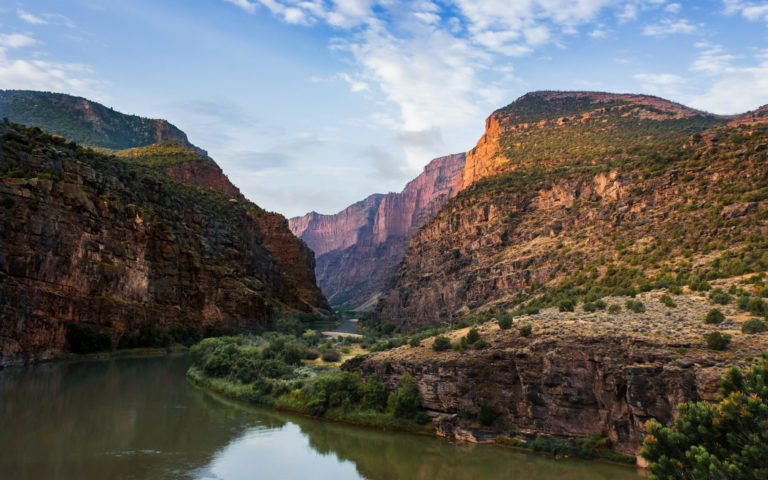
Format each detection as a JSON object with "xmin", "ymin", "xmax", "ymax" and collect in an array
[{"xmin": 289, "ymin": 153, "xmax": 465, "ymax": 309}]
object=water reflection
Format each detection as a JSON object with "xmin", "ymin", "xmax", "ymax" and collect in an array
[{"xmin": 0, "ymin": 355, "xmax": 643, "ymax": 480}]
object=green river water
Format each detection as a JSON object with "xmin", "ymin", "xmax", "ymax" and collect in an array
[{"xmin": 0, "ymin": 354, "xmax": 645, "ymax": 479}]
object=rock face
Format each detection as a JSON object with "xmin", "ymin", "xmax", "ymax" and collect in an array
[
  {"xmin": 0, "ymin": 90, "xmax": 197, "ymax": 151},
  {"xmin": 0, "ymin": 121, "xmax": 328, "ymax": 365},
  {"xmin": 346, "ymin": 280, "xmax": 767, "ymax": 455},
  {"xmin": 376, "ymin": 92, "xmax": 768, "ymax": 327},
  {"xmin": 289, "ymin": 153, "xmax": 465, "ymax": 308}
]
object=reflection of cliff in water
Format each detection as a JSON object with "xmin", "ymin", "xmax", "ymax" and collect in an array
[
  {"xmin": 205, "ymin": 391, "xmax": 643, "ymax": 480},
  {"xmin": 0, "ymin": 355, "xmax": 284, "ymax": 479}
]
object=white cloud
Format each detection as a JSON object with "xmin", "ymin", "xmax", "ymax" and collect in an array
[
  {"xmin": 665, "ymin": 2, "xmax": 681, "ymax": 13},
  {"xmin": 0, "ymin": 48, "xmax": 106, "ymax": 101},
  {"xmin": 223, "ymin": 0, "xmax": 258, "ymax": 14},
  {"xmin": 688, "ymin": 47, "xmax": 768, "ymax": 114},
  {"xmin": 642, "ymin": 18, "xmax": 697, "ymax": 36},
  {"xmin": 723, "ymin": 0, "xmax": 768, "ymax": 21},
  {"xmin": 633, "ymin": 72, "xmax": 685, "ymax": 96},
  {"xmin": 0, "ymin": 33, "xmax": 38, "ymax": 48},
  {"xmin": 17, "ymin": 9, "xmax": 47, "ymax": 25}
]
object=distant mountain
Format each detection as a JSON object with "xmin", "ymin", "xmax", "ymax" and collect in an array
[
  {"xmin": 375, "ymin": 91, "xmax": 768, "ymax": 327},
  {"xmin": 0, "ymin": 90, "xmax": 196, "ymax": 151},
  {"xmin": 290, "ymin": 153, "xmax": 466, "ymax": 309}
]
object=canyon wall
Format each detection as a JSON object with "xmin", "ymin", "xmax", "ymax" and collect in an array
[
  {"xmin": 0, "ymin": 122, "xmax": 328, "ymax": 365},
  {"xmin": 290, "ymin": 153, "xmax": 465, "ymax": 308}
]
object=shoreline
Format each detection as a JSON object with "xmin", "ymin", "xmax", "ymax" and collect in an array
[{"xmin": 186, "ymin": 366, "xmax": 641, "ymax": 470}]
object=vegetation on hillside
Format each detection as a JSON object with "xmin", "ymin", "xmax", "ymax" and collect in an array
[{"xmin": 0, "ymin": 90, "xmax": 191, "ymax": 150}]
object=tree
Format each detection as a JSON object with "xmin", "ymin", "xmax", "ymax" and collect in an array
[{"xmin": 641, "ymin": 351, "xmax": 768, "ymax": 479}]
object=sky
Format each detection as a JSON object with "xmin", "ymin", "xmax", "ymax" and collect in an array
[{"xmin": 1, "ymin": 0, "xmax": 767, "ymax": 217}]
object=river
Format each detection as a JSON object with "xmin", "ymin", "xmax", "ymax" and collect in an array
[{"xmin": 0, "ymin": 354, "xmax": 644, "ymax": 479}]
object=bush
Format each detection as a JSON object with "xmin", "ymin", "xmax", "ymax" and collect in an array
[
  {"xmin": 742, "ymin": 318, "xmax": 768, "ymax": 334},
  {"xmin": 474, "ymin": 339, "xmax": 488, "ymax": 350},
  {"xmin": 747, "ymin": 297, "xmax": 768, "ymax": 316},
  {"xmin": 625, "ymin": 299, "xmax": 646, "ymax": 313},
  {"xmin": 465, "ymin": 328, "xmax": 480, "ymax": 345},
  {"xmin": 388, "ymin": 375, "xmax": 421, "ymax": 419},
  {"xmin": 497, "ymin": 314, "xmax": 513, "ymax": 330},
  {"xmin": 708, "ymin": 288, "xmax": 731, "ymax": 305},
  {"xmin": 1, "ymin": 195, "xmax": 15, "ymax": 209},
  {"xmin": 408, "ymin": 337, "xmax": 421, "ymax": 347},
  {"xmin": 303, "ymin": 348, "xmax": 320, "ymax": 360},
  {"xmin": 642, "ymin": 353, "xmax": 768, "ymax": 478},
  {"xmin": 607, "ymin": 304, "xmax": 622, "ymax": 314},
  {"xmin": 362, "ymin": 374, "xmax": 388, "ymax": 411},
  {"xmin": 705, "ymin": 331, "xmax": 731, "ymax": 350},
  {"xmin": 558, "ymin": 299, "xmax": 575, "ymax": 312},
  {"xmin": 432, "ymin": 336, "xmax": 451, "ymax": 351},
  {"xmin": 737, "ymin": 295, "xmax": 751, "ymax": 311},
  {"xmin": 659, "ymin": 294, "xmax": 677, "ymax": 308},
  {"xmin": 66, "ymin": 323, "xmax": 112, "ymax": 354},
  {"xmin": 593, "ymin": 299, "xmax": 607, "ymax": 310},
  {"xmin": 704, "ymin": 308, "xmax": 725, "ymax": 324},
  {"xmin": 582, "ymin": 302, "xmax": 598, "ymax": 313},
  {"xmin": 321, "ymin": 349, "xmax": 342, "ymax": 362},
  {"xmin": 668, "ymin": 285, "xmax": 682, "ymax": 295},
  {"xmin": 477, "ymin": 402, "xmax": 499, "ymax": 426},
  {"xmin": 519, "ymin": 325, "xmax": 532, "ymax": 337}
]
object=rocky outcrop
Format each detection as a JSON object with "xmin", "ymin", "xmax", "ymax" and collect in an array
[
  {"xmin": 0, "ymin": 90, "xmax": 198, "ymax": 151},
  {"xmin": 290, "ymin": 153, "xmax": 465, "ymax": 308},
  {"xmin": 345, "ymin": 282, "xmax": 768, "ymax": 454},
  {"xmin": 0, "ymin": 122, "xmax": 328, "ymax": 365},
  {"xmin": 163, "ymin": 160, "xmax": 243, "ymax": 199}
]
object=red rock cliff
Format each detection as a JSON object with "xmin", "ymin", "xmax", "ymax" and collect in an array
[{"xmin": 289, "ymin": 153, "xmax": 466, "ymax": 308}]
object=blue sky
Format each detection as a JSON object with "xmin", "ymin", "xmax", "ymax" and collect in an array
[{"xmin": 1, "ymin": 0, "xmax": 767, "ymax": 217}]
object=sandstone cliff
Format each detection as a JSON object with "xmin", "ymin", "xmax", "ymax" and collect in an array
[
  {"xmin": 290, "ymin": 153, "xmax": 465, "ymax": 308},
  {"xmin": 0, "ymin": 121, "xmax": 328, "ymax": 365},
  {"xmin": 377, "ymin": 92, "xmax": 768, "ymax": 327}
]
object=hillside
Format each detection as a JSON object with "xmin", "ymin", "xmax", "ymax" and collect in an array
[
  {"xmin": 0, "ymin": 120, "xmax": 329, "ymax": 365},
  {"xmin": 0, "ymin": 90, "xmax": 196, "ymax": 151},
  {"xmin": 376, "ymin": 91, "xmax": 767, "ymax": 328},
  {"xmin": 289, "ymin": 153, "xmax": 465, "ymax": 309}
]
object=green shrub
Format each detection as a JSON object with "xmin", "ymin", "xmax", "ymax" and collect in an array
[
  {"xmin": 642, "ymin": 353, "xmax": 768, "ymax": 477},
  {"xmin": 321, "ymin": 349, "xmax": 342, "ymax": 362},
  {"xmin": 303, "ymin": 348, "xmax": 320, "ymax": 360},
  {"xmin": 66, "ymin": 323, "xmax": 112, "ymax": 354},
  {"xmin": 705, "ymin": 331, "xmax": 731, "ymax": 350},
  {"xmin": 362, "ymin": 374, "xmax": 388, "ymax": 411},
  {"xmin": 625, "ymin": 299, "xmax": 646, "ymax": 313},
  {"xmin": 558, "ymin": 299, "xmax": 575, "ymax": 312},
  {"xmin": 465, "ymin": 328, "xmax": 480, "ymax": 345},
  {"xmin": 432, "ymin": 336, "xmax": 451, "ymax": 351},
  {"xmin": 519, "ymin": 325, "xmax": 532, "ymax": 337},
  {"xmin": 582, "ymin": 302, "xmax": 598, "ymax": 313},
  {"xmin": 668, "ymin": 285, "xmax": 683, "ymax": 295},
  {"xmin": 659, "ymin": 294, "xmax": 677, "ymax": 308},
  {"xmin": 388, "ymin": 375, "xmax": 421, "ymax": 419},
  {"xmin": 477, "ymin": 402, "xmax": 499, "ymax": 426},
  {"xmin": 408, "ymin": 337, "xmax": 421, "ymax": 347},
  {"xmin": 704, "ymin": 308, "xmax": 725, "ymax": 324},
  {"xmin": 737, "ymin": 295, "xmax": 751, "ymax": 311},
  {"xmin": 747, "ymin": 297, "xmax": 768, "ymax": 316},
  {"xmin": 497, "ymin": 314, "xmax": 513, "ymax": 330},
  {"xmin": 474, "ymin": 339, "xmax": 488, "ymax": 350},
  {"xmin": 593, "ymin": 299, "xmax": 607, "ymax": 310},
  {"xmin": 742, "ymin": 318, "xmax": 768, "ymax": 334},
  {"xmin": 608, "ymin": 304, "xmax": 622, "ymax": 314},
  {"xmin": 708, "ymin": 288, "xmax": 731, "ymax": 305}
]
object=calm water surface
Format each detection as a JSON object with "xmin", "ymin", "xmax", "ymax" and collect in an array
[{"xmin": 0, "ymin": 355, "xmax": 645, "ymax": 479}]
